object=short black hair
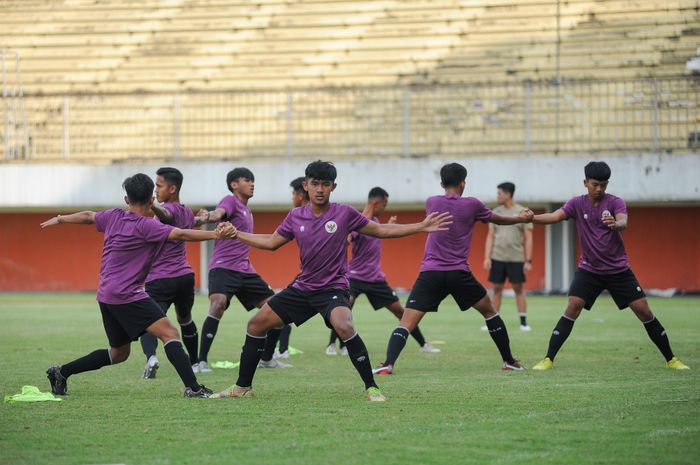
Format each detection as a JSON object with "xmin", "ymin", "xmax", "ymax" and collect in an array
[
  {"xmin": 226, "ymin": 167, "xmax": 254, "ymax": 193},
  {"xmin": 584, "ymin": 161, "xmax": 611, "ymax": 181},
  {"xmin": 368, "ymin": 187, "xmax": 389, "ymax": 200},
  {"xmin": 440, "ymin": 163, "xmax": 467, "ymax": 188},
  {"xmin": 122, "ymin": 173, "xmax": 154, "ymax": 205},
  {"xmin": 290, "ymin": 176, "xmax": 309, "ymax": 199},
  {"xmin": 156, "ymin": 167, "xmax": 183, "ymax": 192},
  {"xmin": 497, "ymin": 182, "xmax": 515, "ymax": 197},
  {"xmin": 305, "ymin": 160, "xmax": 337, "ymax": 182}
]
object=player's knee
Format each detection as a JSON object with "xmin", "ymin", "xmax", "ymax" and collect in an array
[
  {"xmin": 246, "ymin": 316, "xmax": 269, "ymax": 337},
  {"xmin": 493, "ymin": 284, "xmax": 504, "ymax": 294},
  {"xmin": 512, "ymin": 284, "xmax": 524, "ymax": 295},
  {"xmin": 564, "ymin": 300, "xmax": 584, "ymax": 319},
  {"xmin": 110, "ymin": 346, "xmax": 130, "ymax": 364},
  {"xmin": 208, "ymin": 296, "xmax": 227, "ymax": 317},
  {"xmin": 333, "ymin": 321, "xmax": 355, "ymax": 340}
]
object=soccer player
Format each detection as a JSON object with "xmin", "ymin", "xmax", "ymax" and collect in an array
[
  {"xmin": 41, "ymin": 173, "xmax": 235, "ymax": 398},
  {"xmin": 195, "ymin": 167, "xmax": 280, "ymax": 372},
  {"xmin": 482, "ymin": 182, "xmax": 534, "ymax": 332},
  {"xmin": 341, "ymin": 187, "xmax": 440, "ymax": 353},
  {"xmin": 531, "ymin": 161, "xmax": 690, "ymax": 370},
  {"xmin": 140, "ymin": 167, "xmax": 207, "ymax": 379},
  {"xmin": 210, "ymin": 161, "xmax": 452, "ymax": 402},
  {"xmin": 374, "ymin": 163, "xmax": 532, "ymax": 376},
  {"xmin": 257, "ymin": 176, "xmax": 309, "ymax": 366}
]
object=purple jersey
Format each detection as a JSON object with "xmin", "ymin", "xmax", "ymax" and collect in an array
[
  {"xmin": 562, "ymin": 193, "xmax": 629, "ymax": 274},
  {"xmin": 210, "ymin": 195, "xmax": 256, "ymax": 274},
  {"xmin": 349, "ymin": 217, "xmax": 387, "ymax": 283},
  {"xmin": 420, "ymin": 195, "xmax": 493, "ymax": 272},
  {"xmin": 276, "ymin": 203, "xmax": 370, "ymax": 292},
  {"xmin": 95, "ymin": 208, "xmax": 173, "ymax": 304},
  {"xmin": 146, "ymin": 202, "xmax": 196, "ymax": 282}
]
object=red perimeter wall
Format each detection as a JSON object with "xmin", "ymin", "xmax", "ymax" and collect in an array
[{"xmin": 1, "ymin": 207, "xmax": 698, "ymax": 292}]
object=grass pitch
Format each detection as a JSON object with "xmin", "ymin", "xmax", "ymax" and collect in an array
[{"xmin": 1, "ymin": 293, "xmax": 698, "ymax": 465}]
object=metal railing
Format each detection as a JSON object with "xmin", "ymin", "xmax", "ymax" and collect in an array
[{"xmin": 3, "ymin": 77, "xmax": 699, "ymax": 162}]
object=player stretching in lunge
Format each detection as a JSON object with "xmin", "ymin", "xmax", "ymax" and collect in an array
[
  {"xmin": 374, "ymin": 163, "xmax": 532, "ymax": 376},
  {"xmin": 195, "ymin": 168, "xmax": 282, "ymax": 372},
  {"xmin": 531, "ymin": 161, "xmax": 690, "ymax": 371},
  {"xmin": 140, "ymin": 167, "xmax": 207, "ymax": 379},
  {"xmin": 341, "ymin": 187, "xmax": 440, "ymax": 354},
  {"xmin": 42, "ymin": 173, "xmax": 235, "ymax": 398},
  {"xmin": 211, "ymin": 161, "xmax": 452, "ymax": 401}
]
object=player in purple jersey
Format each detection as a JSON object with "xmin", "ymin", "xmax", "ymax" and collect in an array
[
  {"xmin": 531, "ymin": 161, "xmax": 689, "ymax": 370},
  {"xmin": 139, "ymin": 167, "xmax": 209, "ymax": 379},
  {"xmin": 194, "ymin": 167, "xmax": 277, "ymax": 373},
  {"xmin": 258, "ymin": 177, "xmax": 310, "ymax": 366},
  {"xmin": 210, "ymin": 161, "xmax": 452, "ymax": 402},
  {"xmin": 374, "ymin": 163, "xmax": 533, "ymax": 376},
  {"xmin": 326, "ymin": 187, "xmax": 440, "ymax": 355},
  {"xmin": 41, "ymin": 173, "xmax": 236, "ymax": 398}
]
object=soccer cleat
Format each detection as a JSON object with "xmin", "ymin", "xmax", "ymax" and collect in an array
[
  {"xmin": 667, "ymin": 357, "xmax": 690, "ymax": 370},
  {"xmin": 325, "ymin": 344, "xmax": 338, "ymax": 356},
  {"xmin": 367, "ymin": 386, "xmax": 387, "ymax": 402},
  {"xmin": 258, "ymin": 359, "xmax": 293, "ymax": 369},
  {"xmin": 46, "ymin": 365, "xmax": 68, "ymax": 395},
  {"xmin": 273, "ymin": 350, "xmax": 290, "ymax": 360},
  {"xmin": 184, "ymin": 385, "xmax": 213, "ymax": 398},
  {"xmin": 419, "ymin": 343, "xmax": 441, "ymax": 353},
  {"xmin": 502, "ymin": 359, "xmax": 526, "ymax": 371},
  {"xmin": 532, "ymin": 357, "xmax": 554, "ymax": 370},
  {"xmin": 372, "ymin": 363, "xmax": 393, "ymax": 375},
  {"xmin": 142, "ymin": 356, "xmax": 159, "ymax": 379},
  {"xmin": 211, "ymin": 385, "xmax": 254, "ymax": 399},
  {"xmin": 198, "ymin": 361, "xmax": 213, "ymax": 373},
  {"xmin": 339, "ymin": 346, "xmax": 348, "ymax": 356},
  {"xmin": 519, "ymin": 325, "xmax": 532, "ymax": 332},
  {"xmin": 192, "ymin": 363, "xmax": 200, "ymax": 373}
]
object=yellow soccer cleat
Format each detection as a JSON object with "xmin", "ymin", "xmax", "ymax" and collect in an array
[
  {"xmin": 532, "ymin": 357, "xmax": 554, "ymax": 370},
  {"xmin": 667, "ymin": 357, "xmax": 690, "ymax": 370},
  {"xmin": 210, "ymin": 385, "xmax": 254, "ymax": 399},
  {"xmin": 367, "ymin": 387, "xmax": 387, "ymax": 402}
]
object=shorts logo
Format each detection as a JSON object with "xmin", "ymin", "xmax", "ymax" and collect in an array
[
  {"xmin": 324, "ymin": 221, "xmax": 338, "ymax": 233},
  {"xmin": 637, "ymin": 286, "xmax": 641, "ymax": 292},
  {"xmin": 332, "ymin": 295, "xmax": 338, "ymax": 299},
  {"xmin": 583, "ymin": 213, "xmax": 588, "ymax": 220},
  {"xmin": 300, "ymin": 226, "xmax": 305, "ymax": 232}
]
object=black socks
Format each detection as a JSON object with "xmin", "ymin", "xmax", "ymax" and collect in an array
[
  {"xmin": 199, "ymin": 315, "xmax": 220, "ymax": 362},
  {"xmin": 60, "ymin": 349, "xmax": 112, "ymax": 378},
  {"xmin": 643, "ymin": 316, "xmax": 674, "ymax": 362},
  {"xmin": 236, "ymin": 334, "xmax": 266, "ymax": 387},
  {"xmin": 385, "ymin": 326, "xmax": 409, "ymax": 366},
  {"xmin": 545, "ymin": 316, "xmax": 575, "ymax": 361},
  {"xmin": 164, "ymin": 340, "xmax": 201, "ymax": 391},
  {"xmin": 180, "ymin": 320, "xmax": 199, "ymax": 365},
  {"xmin": 261, "ymin": 328, "xmax": 282, "ymax": 362},
  {"xmin": 344, "ymin": 333, "xmax": 377, "ymax": 389},
  {"xmin": 485, "ymin": 314, "xmax": 515, "ymax": 364}
]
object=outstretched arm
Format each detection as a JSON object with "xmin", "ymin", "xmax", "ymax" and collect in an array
[
  {"xmin": 40, "ymin": 211, "xmax": 96, "ymax": 228},
  {"xmin": 358, "ymin": 211, "xmax": 452, "ymax": 238},
  {"xmin": 168, "ymin": 222, "xmax": 236, "ymax": 242},
  {"xmin": 490, "ymin": 208, "xmax": 534, "ymax": 225},
  {"xmin": 235, "ymin": 230, "xmax": 291, "ymax": 251},
  {"xmin": 533, "ymin": 208, "xmax": 567, "ymax": 225},
  {"xmin": 197, "ymin": 207, "xmax": 226, "ymax": 225},
  {"xmin": 483, "ymin": 226, "xmax": 495, "ymax": 271},
  {"xmin": 151, "ymin": 204, "xmax": 174, "ymax": 225}
]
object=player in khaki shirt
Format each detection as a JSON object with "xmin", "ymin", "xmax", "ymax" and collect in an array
[{"xmin": 483, "ymin": 182, "xmax": 534, "ymax": 331}]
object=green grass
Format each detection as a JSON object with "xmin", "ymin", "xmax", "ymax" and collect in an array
[{"xmin": 1, "ymin": 293, "xmax": 698, "ymax": 465}]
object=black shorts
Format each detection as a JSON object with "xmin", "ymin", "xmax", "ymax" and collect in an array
[
  {"xmin": 146, "ymin": 273, "xmax": 195, "ymax": 318},
  {"xmin": 488, "ymin": 260, "xmax": 526, "ymax": 284},
  {"xmin": 99, "ymin": 298, "xmax": 165, "ymax": 348},
  {"xmin": 406, "ymin": 270, "xmax": 487, "ymax": 312},
  {"xmin": 267, "ymin": 286, "xmax": 351, "ymax": 329},
  {"xmin": 568, "ymin": 268, "xmax": 646, "ymax": 310},
  {"xmin": 208, "ymin": 268, "xmax": 274, "ymax": 311},
  {"xmin": 349, "ymin": 278, "xmax": 400, "ymax": 310}
]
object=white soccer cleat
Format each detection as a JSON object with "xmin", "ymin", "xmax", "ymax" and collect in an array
[
  {"xmin": 273, "ymin": 350, "xmax": 290, "ymax": 359},
  {"xmin": 325, "ymin": 344, "xmax": 338, "ymax": 356},
  {"xmin": 339, "ymin": 346, "xmax": 348, "ymax": 356},
  {"xmin": 192, "ymin": 363, "xmax": 200, "ymax": 373},
  {"xmin": 520, "ymin": 325, "xmax": 532, "ymax": 332},
  {"xmin": 419, "ymin": 343, "xmax": 441, "ymax": 353},
  {"xmin": 258, "ymin": 359, "xmax": 293, "ymax": 369},
  {"xmin": 198, "ymin": 361, "xmax": 213, "ymax": 373}
]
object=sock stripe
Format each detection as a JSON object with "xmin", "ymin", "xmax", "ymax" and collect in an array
[
  {"xmin": 342, "ymin": 332, "xmax": 358, "ymax": 343},
  {"xmin": 206, "ymin": 314, "xmax": 221, "ymax": 322},
  {"xmin": 163, "ymin": 339, "xmax": 183, "ymax": 348},
  {"xmin": 246, "ymin": 332, "xmax": 266, "ymax": 339}
]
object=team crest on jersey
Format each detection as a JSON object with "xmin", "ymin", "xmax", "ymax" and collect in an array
[{"xmin": 324, "ymin": 221, "xmax": 338, "ymax": 233}]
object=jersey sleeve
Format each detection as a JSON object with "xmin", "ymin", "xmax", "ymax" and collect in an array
[
  {"xmin": 474, "ymin": 200, "xmax": 494, "ymax": 223},
  {"xmin": 275, "ymin": 210, "xmax": 295, "ymax": 240},
  {"xmin": 562, "ymin": 197, "xmax": 578, "ymax": 219},
  {"xmin": 94, "ymin": 209, "xmax": 113, "ymax": 233},
  {"xmin": 217, "ymin": 196, "xmax": 236, "ymax": 219},
  {"xmin": 611, "ymin": 196, "xmax": 627, "ymax": 216},
  {"xmin": 346, "ymin": 206, "xmax": 370, "ymax": 232},
  {"xmin": 139, "ymin": 218, "xmax": 174, "ymax": 243}
]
